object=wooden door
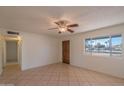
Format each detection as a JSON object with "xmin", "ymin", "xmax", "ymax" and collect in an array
[{"xmin": 62, "ymin": 40, "xmax": 70, "ymax": 64}]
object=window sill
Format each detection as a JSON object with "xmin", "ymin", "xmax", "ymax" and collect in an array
[{"xmin": 83, "ymin": 53, "xmax": 123, "ymax": 60}]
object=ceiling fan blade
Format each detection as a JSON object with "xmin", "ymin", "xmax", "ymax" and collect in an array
[
  {"xmin": 55, "ymin": 20, "xmax": 65, "ymax": 25},
  {"xmin": 54, "ymin": 21, "xmax": 60, "ymax": 25},
  {"xmin": 48, "ymin": 28, "xmax": 58, "ymax": 30},
  {"xmin": 67, "ymin": 24, "xmax": 79, "ymax": 27},
  {"xmin": 67, "ymin": 29, "xmax": 74, "ymax": 33}
]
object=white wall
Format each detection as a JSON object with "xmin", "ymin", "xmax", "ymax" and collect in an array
[
  {"xmin": 21, "ymin": 32, "xmax": 59, "ymax": 70},
  {"xmin": 59, "ymin": 23, "xmax": 124, "ymax": 78},
  {"xmin": 0, "ymin": 29, "xmax": 59, "ymax": 71}
]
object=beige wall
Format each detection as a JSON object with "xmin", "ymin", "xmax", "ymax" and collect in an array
[{"xmin": 59, "ymin": 23, "xmax": 124, "ymax": 78}]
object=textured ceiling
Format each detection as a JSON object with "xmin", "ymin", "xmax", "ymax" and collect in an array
[{"xmin": 0, "ymin": 6, "xmax": 124, "ymax": 36}]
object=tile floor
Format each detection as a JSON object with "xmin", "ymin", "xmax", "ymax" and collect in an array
[{"xmin": 0, "ymin": 63, "xmax": 124, "ymax": 86}]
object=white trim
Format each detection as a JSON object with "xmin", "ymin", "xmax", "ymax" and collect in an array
[
  {"xmin": 2, "ymin": 35, "xmax": 22, "ymax": 69},
  {"xmin": 0, "ymin": 36, "xmax": 3, "ymax": 75}
]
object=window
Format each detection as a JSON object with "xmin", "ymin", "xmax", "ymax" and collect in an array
[
  {"xmin": 85, "ymin": 34, "xmax": 122, "ymax": 57},
  {"xmin": 111, "ymin": 35, "xmax": 122, "ymax": 56},
  {"xmin": 92, "ymin": 37, "xmax": 110, "ymax": 56},
  {"xmin": 85, "ymin": 38, "xmax": 92, "ymax": 53}
]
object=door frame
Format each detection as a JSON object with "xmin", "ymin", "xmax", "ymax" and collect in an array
[
  {"xmin": 2, "ymin": 35, "xmax": 22, "ymax": 67},
  {"xmin": 62, "ymin": 40, "xmax": 70, "ymax": 64},
  {"xmin": 5, "ymin": 40, "xmax": 19, "ymax": 65},
  {"xmin": 0, "ymin": 35, "xmax": 3, "ymax": 75}
]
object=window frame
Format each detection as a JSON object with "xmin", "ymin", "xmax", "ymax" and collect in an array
[
  {"xmin": 84, "ymin": 34, "xmax": 122, "ymax": 57},
  {"xmin": 111, "ymin": 34, "xmax": 122, "ymax": 56},
  {"xmin": 85, "ymin": 38, "xmax": 92, "ymax": 53}
]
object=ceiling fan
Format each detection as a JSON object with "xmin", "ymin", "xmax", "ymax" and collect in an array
[{"xmin": 48, "ymin": 20, "xmax": 79, "ymax": 34}]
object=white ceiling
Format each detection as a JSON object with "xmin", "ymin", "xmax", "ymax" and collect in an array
[{"xmin": 0, "ymin": 6, "xmax": 124, "ymax": 36}]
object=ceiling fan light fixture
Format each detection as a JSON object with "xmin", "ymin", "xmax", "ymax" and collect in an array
[
  {"xmin": 59, "ymin": 27, "xmax": 67, "ymax": 32},
  {"xmin": 48, "ymin": 19, "xmax": 79, "ymax": 34}
]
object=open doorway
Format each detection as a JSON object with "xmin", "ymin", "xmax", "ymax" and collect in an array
[
  {"xmin": 2, "ymin": 35, "xmax": 22, "ymax": 72},
  {"xmin": 6, "ymin": 40, "xmax": 18, "ymax": 65}
]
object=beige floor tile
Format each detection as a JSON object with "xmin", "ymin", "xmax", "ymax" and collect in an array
[
  {"xmin": 59, "ymin": 81, "xmax": 69, "ymax": 86},
  {"xmin": 69, "ymin": 81, "xmax": 80, "ymax": 86},
  {"xmin": 0, "ymin": 63, "xmax": 124, "ymax": 86}
]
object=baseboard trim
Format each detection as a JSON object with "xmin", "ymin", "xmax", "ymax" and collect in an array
[{"xmin": 21, "ymin": 62, "xmax": 60, "ymax": 71}]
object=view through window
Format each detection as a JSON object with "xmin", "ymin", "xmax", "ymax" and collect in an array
[{"xmin": 85, "ymin": 35, "xmax": 122, "ymax": 56}]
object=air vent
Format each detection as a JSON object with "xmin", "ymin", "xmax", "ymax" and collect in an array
[{"xmin": 7, "ymin": 31, "xmax": 19, "ymax": 35}]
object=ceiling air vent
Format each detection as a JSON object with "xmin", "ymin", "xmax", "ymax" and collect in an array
[{"xmin": 7, "ymin": 31, "xmax": 19, "ymax": 35}]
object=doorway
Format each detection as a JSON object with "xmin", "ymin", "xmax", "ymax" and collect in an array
[
  {"xmin": 3, "ymin": 35, "xmax": 22, "ymax": 69},
  {"xmin": 0, "ymin": 35, "xmax": 22, "ymax": 75},
  {"xmin": 62, "ymin": 40, "xmax": 70, "ymax": 64},
  {"xmin": 6, "ymin": 40, "xmax": 18, "ymax": 64}
]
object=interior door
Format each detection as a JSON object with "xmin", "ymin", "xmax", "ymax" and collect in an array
[{"xmin": 62, "ymin": 40, "xmax": 70, "ymax": 64}]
